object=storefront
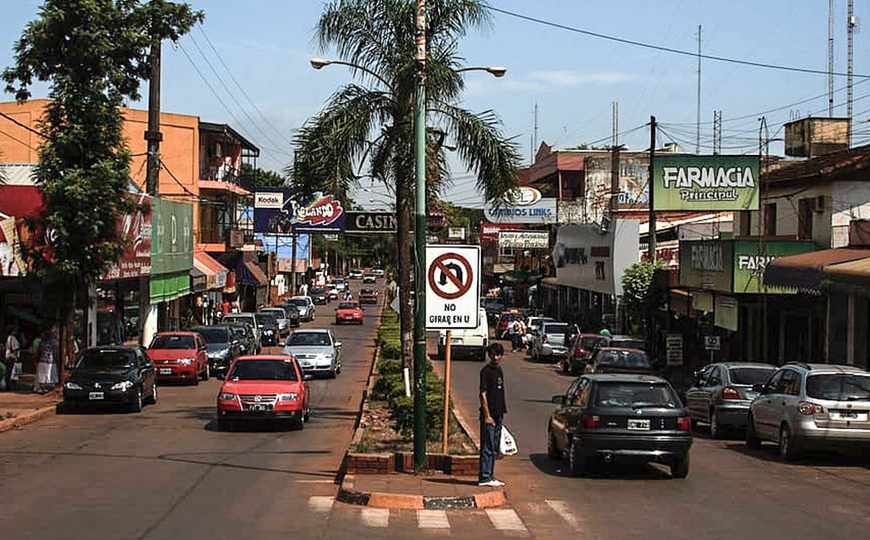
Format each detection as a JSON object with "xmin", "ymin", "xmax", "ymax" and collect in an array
[{"xmin": 191, "ymin": 251, "xmax": 229, "ymax": 325}]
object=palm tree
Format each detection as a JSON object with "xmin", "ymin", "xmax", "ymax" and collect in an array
[{"xmin": 291, "ymin": 0, "xmax": 521, "ymax": 367}]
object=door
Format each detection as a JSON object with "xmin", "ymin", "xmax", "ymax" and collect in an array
[
  {"xmin": 552, "ymin": 379, "xmax": 582, "ymax": 451},
  {"xmin": 754, "ymin": 370, "xmax": 785, "ymax": 439},
  {"xmin": 701, "ymin": 366, "xmax": 724, "ymax": 422},
  {"xmin": 777, "ymin": 369, "xmax": 801, "ymax": 429},
  {"xmin": 137, "ymin": 348, "xmax": 155, "ymax": 396},
  {"xmin": 686, "ymin": 365, "xmax": 712, "ymax": 420}
]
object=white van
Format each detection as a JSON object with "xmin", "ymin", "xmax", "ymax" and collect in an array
[{"xmin": 437, "ymin": 307, "xmax": 489, "ymax": 362}]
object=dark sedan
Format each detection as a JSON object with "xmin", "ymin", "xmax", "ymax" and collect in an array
[
  {"xmin": 309, "ymin": 287, "xmax": 328, "ymax": 305},
  {"xmin": 255, "ymin": 312, "xmax": 280, "ymax": 346},
  {"xmin": 192, "ymin": 325, "xmax": 241, "ymax": 379},
  {"xmin": 548, "ymin": 374, "xmax": 692, "ymax": 478},
  {"xmin": 225, "ymin": 323, "xmax": 258, "ymax": 355},
  {"xmin": 585, "ymin": 348, "xmax": 655, "ymax": 375},
  {"xmin": 63, "ymin": 346, "xmax": 158, "ymax": 412}
]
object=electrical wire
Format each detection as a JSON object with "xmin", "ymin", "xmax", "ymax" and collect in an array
[{"xmin": 0, "ymin": 111, "xmax": 47, "ymax": 139}]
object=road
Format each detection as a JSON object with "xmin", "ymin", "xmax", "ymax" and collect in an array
[
  {"xmin": 0, "ymin": 283, "xmax": 382, "ymax": 540},
  {"xmin": 430, "ymin": 334, "xmax": 870, "ymax": 539}
]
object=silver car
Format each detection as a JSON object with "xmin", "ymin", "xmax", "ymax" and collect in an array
[
  {"xmin": 282, "ymin": 329, "xmax": 342, "ymax": 378},
  {"xmin": 685, "ymin": 362, "xmax": 776, "ymax": 439},
  {"xmin": 531, "ymin": 322, "xmax": 577, "ymax": 363},
  {"xmin": 259, "ymin": 307, "xmax": 290, "ymax": 337},
  {"xmin": 287, "ymin": 296, "xmax": 316, "ymax": 322},
  {"xmin": 747, "ymin": 363, "xmax": 870, "ymax": 460}
]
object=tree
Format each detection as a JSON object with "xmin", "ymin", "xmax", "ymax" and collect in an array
[
  {"xmin": 4, "ymin": 0, "xmax": 202, "ymax": 365},
  {"xmin": 239, "ymin": 162, "xmax": 286, "ymax": 190},
  {"xmin": 621, "ymin": 259, "xmax": 669, "ymax": 334},
  {"xmin": 291, "ymin": 0, "xmax": 521, "ymax": 369}
]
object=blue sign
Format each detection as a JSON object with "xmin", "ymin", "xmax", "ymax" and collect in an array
[{"xmin": 254, "ymin": 189, "xmax": 345, "ymax": 234}]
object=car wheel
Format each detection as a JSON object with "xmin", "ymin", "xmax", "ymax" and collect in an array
[
  {"xmin": 192, "ymin": 369, "xmax": 200, "ymax": 386},
  {"xmin": 671, "ymin": 455, "xmax": 690, "ymax": 479},
  {"xmin": 130, "ymin": 387, "xmax": 143, "ymax": 413},
  {"xmin": 547, "ymin": 428, "xmax": 561, "ymax": 460},
  {"xmin": 303, "ymin": 407, "xmax": 311, "ymax": 423},
  {"xmin": 146, "ymin": 383, "xmax": 158, "ymax": 405},
  {"xmin": 745, "ymin": 414, "xmax": 762, "ymax": 449},
  {"xmin": 336, "ymin": 364, "xmax": 341, "ymax": 375},
  {"xmin": 201, "ymin": 363, "xmax": 210, "ymax": 381},
  {"xmin": 779, "ymin": 424, "xmax": 799, "ymax": 461},
  {"xmin": 568, "ymin": 438, "xmax": 586, "ymax": 476},
  {"xmin": 709, "ymin": 408, "xmax": 723, "ymax": 439},
  {"xmin": 328, "ymin": 369, "xmax": 337, "ymax": 379}
]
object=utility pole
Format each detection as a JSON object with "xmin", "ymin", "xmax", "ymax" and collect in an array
[
  {"xmin": 712, "ymin": 110, "xmax": 722, "ymax": 155},
  {"xmin": 610, "ymin": 101, "xmax": 620, "ymax": 221},
  {"xmin": 829, "ymin": 0, "xmax": 835, "ymax": 117},
  {"xmin": 291, "ymin": 231, "xmax": 297, "ymax": 296},
  {"xmin": 412, "ymin": 0, "xmax": 428, "ymax": 473},
  {"xmin": 847, "ymin": 0, "xmax": 855, "ymax": 144},
  {"xmin": 696, "ymin": 24, "xmax": 701, "ymax": 155},
  {"xmin": 758, "ymin": 116, "xmax": 769, "ymax": 364},
  {"xmin": 648, "ymin": 116, "xmax": 657, "ymax": 261}
]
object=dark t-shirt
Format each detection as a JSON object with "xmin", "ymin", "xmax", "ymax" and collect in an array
[{"xmin": 479, "ymin": 363, "xmax": 506, "ymax": 418}]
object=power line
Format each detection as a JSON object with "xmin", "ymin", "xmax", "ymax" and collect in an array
[
  {"xmin": 0, "ymin": 110, "xmax": 47, "ymax": 139},
  {"xmin": 486, "ymin": 6, "xmax": 870, "ymax": 78}
]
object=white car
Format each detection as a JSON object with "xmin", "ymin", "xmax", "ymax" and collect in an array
[
  {"xmin": 287, "ymin": 296, "xmax": 316, "ymax": 322},
  {"xmin": 349, "ymin": 269, "xmax": 363, "ymax": 280},
  {"xmin": 437, "ymin": 308, "xmax": 489, "ymax": 362}
]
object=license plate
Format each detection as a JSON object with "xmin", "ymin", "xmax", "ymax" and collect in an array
[
  {"xmin": 831, "ymin": 411, "xmax": 867, "ymax": 421},
  {"xmin": 89, "ymin": 392, "xmax": 104, "ymax": 400},
  {"xmin": 627, "ymin": 419, "xmax": 650, "ymax": 431},
  {"xmin": 159, "ymin": 368, "xmax": 172, "ymax": 375},
  {"xmin": 247, "ymin": 404, "xmax": 273, "ymax": 412}
]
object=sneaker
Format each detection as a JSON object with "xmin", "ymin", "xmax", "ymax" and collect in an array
[
  {"xmin": 490, "ymin": 479, "xmax": 506, "ymax": 487},
  {"xmin": 478, "ymin": 480, "xmax": 498, "ymax": 487}
]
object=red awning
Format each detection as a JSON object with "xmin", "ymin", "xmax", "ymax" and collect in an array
[
  {"xmin": 0, "ymin": 185, "xmax": 44, "ymax": 219},
  {"xmin": 194, "ymin": 251, "xmax": 229, "ymax": 290},
  {"xmin": 764, "ymin": 248, "xmax": 870, "ymax": 292}
]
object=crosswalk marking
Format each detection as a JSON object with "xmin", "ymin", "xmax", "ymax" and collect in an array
[
  {"xmin": 417, "ymin": 509, "xmax": 450, "ymax": 529},
  {"xmin": 545, "ymin": 499, "xmax": 583, "ymax": 531},
  {"xmin": 361, "ymin": 508, "xmax": 390, "ymax": 528},
  {"xmin": 485, "ymin": 508, "xmax": 529, "ymax": 535},
  {"xmin": 308, "ymin": 496, "xmax": 334, "ymax": 513}
]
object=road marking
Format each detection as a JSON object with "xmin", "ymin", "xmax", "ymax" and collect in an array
[
  {"xmin": 417, "ymin": 509, "xmax": 450, "ymax": 529},
  {"xmin": 361, "ymin": 508, "xmax": 390, "ymax": 528},
  {"xmin": 545, "ymin": 499, "xmax": 583, "ymax": 531},
  {"xmin": 308, "ymin": 496, "xmax": 334, "ymax": 513},
  {"xmin": 485, "ymin": 508, "xmax": 528, "ymax": 535}
]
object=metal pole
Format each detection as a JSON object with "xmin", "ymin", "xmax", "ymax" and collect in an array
[
  {"xmin": 696, "ymin": 25, "xmax": 701, "ymax": 155},
  {"xmin": 648, "ymin": 116, "xmax": 657, "ymax": 260},
  {"xmin": 442, "ymin": 330, "xmax": 451, "ymax": 455},
  {"xmin": 142, "ymin": 5, "xmax": 162, "ymax": 346},
  {"xmin": 291, "ymin": 231, "xmax": 297, "ymax": 296},
  {"xmin": 412, "ymin": 0, "xmax": 428, "ymax": 472}
]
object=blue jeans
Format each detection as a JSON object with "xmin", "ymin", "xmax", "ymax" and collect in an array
[
  {"xmin": 509, "ymin": 333, "xmax": 520, "ymax": 351},
  {"xmin": 479, "ymin": 414, "xmax": 503, "ymax": 482}
]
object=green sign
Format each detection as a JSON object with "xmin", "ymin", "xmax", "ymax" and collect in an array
[
  {"xmin": 679, "ymin": 240, "xmax": 734, "ymax": 293},
  {"xmin": 653, "ymin": 155, "xmax": 760, "ymax": 211},
  {"xmin": 733, "ymin": 240, "xmax": 815, "ymax": 294},
  {"xmin": 151, "ymin": 198, "xmax": 193, "ymax": 275}
]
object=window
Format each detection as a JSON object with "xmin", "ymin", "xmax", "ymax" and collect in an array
[
  {"xmin": 78, "ymin": 349, "xmax": 136, "ymax": 370},
  {"xmin": 729, "ymin": 367, "xmax": 776, "ymax": 385},
  {"xmin": 706, "ymin": 367, "xmax": 722, "ymax": 386},
  {"xmin": 593, "ymin": 383, "xmax": 680, "ymax": 409},
  {"xmin": 287, "ymin": 333, "xmax": 330, "ymax": 347},
  {"xmin": 806, "ymin": 374, "xmax": 870, "ymax": 400},
  {"xmin": 765, "ymin": 371, "xmax": 784, "ymax": 393},
  {"xmin": 149, "ymin": 335, "xmax": 195, "ymax": 350},
  {"xmin": 798, "ymin": 198, "xmax": 813, "ymax": 240},
  {"xmin": 763, "ymin": 203, "xmax": 777, "ymax": 236},
  {"xmin": 779, "ymin": 369, "xmax": 801, "ymax": 395},
  {"xmin": 227, "ymin": 359, "xmax": 298, "ymax": 381}
]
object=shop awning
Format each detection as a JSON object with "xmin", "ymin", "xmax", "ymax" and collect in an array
[
  {"xmin": 237, "ymin": 260, "xmax": 268, "ymax": 287},
  {"xmin": 194, "ymin": 251, "xmax": 228, "ymax": 290},
  {"xmin": 763, "ymin": 248, "xmax": 870, "ymax": 292},
  {"xmin": 150, "ymin": 271, "xmax": 191, "ymax": 304},
  {"xmin": 191, "ymin": 266, "xmax": 207, "ymax": 293},
  {"xmin": 821, "ymin": 256, "xmax": 870, "ymax": 297}
]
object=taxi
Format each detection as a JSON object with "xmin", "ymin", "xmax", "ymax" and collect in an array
[
  {"xmin": 146, "ymin": 332, "xmax": 209, "ymax": 384},
  {"xmin": 216, "ymin": 355, "xmax": 310, "ymax": 431},
  {"xmin": 335, "ymin": 301, "xmax": 364, "ymax": 325}
]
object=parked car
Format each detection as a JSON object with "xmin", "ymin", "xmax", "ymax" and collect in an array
[
  {"xmin": 495, "ymin": 311, "xmax": 524, "ymax": 340},
  {"xmin": 563, "ymin": 334, "xmax": 606, "ymax": 375},
  {"xmin": 216, "ymin": 355, "xmax": 310, "ymax": 431},
  {"xmin": 362, "ymin": 273, "xmax": 377, "ymax": 284},
  {"xmin": 191, "ymin": 325, "xmax": 241, "ymax": 380},
  {"xmin": 146, "ymin": 332, "xmax": 210, "ymax": 384},
  {"xmin": 348, "ymin": 269, "xmax": 363, "ymax": 280},
  {"xmin": 359, "ymin": 288, "xmax": 379, "ymax": 304},
  {"xmin": 310, "ymin": 285, "xmax": 330, "ymax": 305},
  {"xmin": 222, "ymin": 313, "xmax": 261, "ymax": 347},
  {"xmin": 255, "ymin": 312, "xmax": 280, "ymax": 346},
  {"xmin": 335, "ymin": 301, "xmax": 364, "ymax": 325},
  {"xmin": 63, "ymin": 346, "xmax": 158, "ymax": 412},
  {"xmin": 259, "ymin": 307, "xmax": 291, "ymax": 337},
  {"xmin": 685, "ymin": 362, "xmax": 777, "ymax": 438},
  {"xmin": 372, "ymin": 268, "xmax": 385, "ymax": 277},
  {"xmin": 438, "ymin": 307, "xmax": 489, "ymax": 361},
  {"xmin": 523, "ymin": 316, "xmax": 554, "ymax": 351},
  {"xmin": 287, "ymin": 296, "xmax": 315, "ymax": 322},
  {"xmin": 746, "ymin": 363, "xmax": 870, "ymax": 460},
  {"xmin": 548, "ymin": 374, "xmax": 692, "ymax": 477},
  {"xmin": 585, "ymin": 348, "xmax": 655, "ymax": 376},
  {"xmin": 282, "ymin": 329, "xmax": 342, "ymax": 378},
  {"xmin": 224, "ymin": 322, "xmax": 259, "ymax": 355},
  {"xmin": 280, "ymin": 303, "xmax": 301, "ymax": 327},
  {"xmin": 530, "ymin": 322, "xmax": 577, "ymax": 363},
  {"xmin": 594, "ymin": 335, "xmax": 648, "ymax": 353}
]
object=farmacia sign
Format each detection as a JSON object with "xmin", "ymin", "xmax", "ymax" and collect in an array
[{"xmin": 653, "ymin": 155, "xmax": 760, "ymax": 211}]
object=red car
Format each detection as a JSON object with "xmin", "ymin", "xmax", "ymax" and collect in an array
[
  {"xmin": 496, "ymin": 311, "xmax": 524, "ymax": 339},
  {"xmin": 359, "ymin": 288, "xmax": 379, "ymax": 304},
  {"xmin": 216, "ymin": 355, "xmax": 310, "ymax": 430},
  {"xmin": 146, "ymin": 332, "xmax": 209, "ymax": 384},
  {"xmin": 335, "ymin": 301, "xmax": 364, "ymax": 325},
  {"xmin": 563, "ymin": 333, "xmax": 606, "ymax": 375}
]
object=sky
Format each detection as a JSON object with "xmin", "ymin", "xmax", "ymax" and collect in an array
[{"xmin": 2, "ymin": 1, "xmax": 869, "ymax": 209}]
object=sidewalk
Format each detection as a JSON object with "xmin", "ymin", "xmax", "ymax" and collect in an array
[
  {"xmin": 338, "ymin": 471, "xmax": 506, "ymax": 510},
  {"xmin": 0, "ymin": 373, "xmax": 60, "ymax": 434}
]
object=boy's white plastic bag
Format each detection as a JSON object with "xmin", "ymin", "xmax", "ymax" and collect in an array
[{"xmin": 499, "ymin": 425, "xmax": 518, "ymax": 456}]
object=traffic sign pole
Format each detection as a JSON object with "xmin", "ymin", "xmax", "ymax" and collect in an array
[{"xmin": 442, "ymin": 330, "xmax": 452, "ymax": 455}]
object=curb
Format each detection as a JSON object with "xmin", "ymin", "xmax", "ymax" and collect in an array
[
  {"xmin": 0, "ymin": 404, "xmax": 57, "ymax": 435},
  {"xmin": 337, "ymin": 474, "xmax": 507, "ymax": 510}
]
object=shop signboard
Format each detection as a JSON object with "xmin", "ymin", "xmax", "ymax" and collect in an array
[
  {"xmin": 105, "ymin": 193, "xmax": 152, "ymax": 280},
  {"xmin": 345, "ymin": 211, "xmax": 396, "ymax": 234},
  {"xmin": 553, "ymin": 221, "xmax": 640, "ymax": 296},
  {"xmin": 666, "ymin": 334, "xmax": 683, "ymax": 366},
  {"xmin": 254, "ymin": 189, "xmax": 345, "ymax": 234},
  {"xmin": 732, "ymin": 240, "xmax": 815, "ymax": 294},
  {"xmin": 653, "ymin": 155, "xmax": 760, "ymax": 211},
  {"xmin": 484, "ymin": 186, "xmax": 557, "ymax": 224},
  {"xmin": 498, "ymin": 230, "xmax": 549, "ymax": 249},
  {"xmin": 151, "ymin": 197, "xmax": 193, "ymax": 275},
  {"xmin": 679, "ymin": 240, "xmax": 734, "ymax": 292},
  {"xmin": 480, "ymin": 222, "xmax": 520, "ymax": 244}
]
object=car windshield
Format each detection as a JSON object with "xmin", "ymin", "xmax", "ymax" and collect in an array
[
  {"xmin": 611, "ymin": 339, "xmax": 646, "ymax": 350},
  {"xmin": 193, "ymin": 328, "xmax": 229, "ymax": 343},
  {"xmin": 289, "ymin": 299, "xmax": 307, "ymax": 307},
  {"xmin": 581, "ymin": 337, "xmax": 604, "ymax": 350},
  {"xmin": 78, "ymin": 349, "xmax": 136, "ymax": 370},
  {"xmin": 729, "ymin": 367, "xmax": 776, "ymax": 385},
  {"xmin": 806, "ymin": 374, "xmax": 870, "ymax": 401},
  {"xmin": 229, "ymin": 326, "xmax": 247, "ymax": 337},
  {"xmin": 287, "ymin": 333, "xmax": 330, "ymax": 347},
  {"xmin": 261, "ymin": 308, "xmax": 285, "ymax": 318},
  {"xmin": 339, "ymin": 303, "xmax": 359, "ymax": 310},
  {"xmin": 594, "ymin": 382, "xmax": 679, "ymax": 408},
  {"xmin": 223, "ymin": 316, "xmax": 250, "ymax": 326},
  {"xmin": 543, "ymin": 324, "xmax": 568, "ymax": 335},
  {"xmin": 597, "ymin": 350, "xmax": 651, "ymax": 369},
  {"xmin": 227, "ymin": 359, "xmax": 298, "ymax": 381},
  {"xmin": 149, "ymin": 335, "xmax": 195, "ymax": 349}
]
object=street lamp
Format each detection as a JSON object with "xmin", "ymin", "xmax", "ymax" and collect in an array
[
  {"xmin": 456, "ymin": 65, "xmax": 507, "ymax": 78},
  {"xmin": 309, "ymin": 57, "xmax": 392, "ymax": 88}
]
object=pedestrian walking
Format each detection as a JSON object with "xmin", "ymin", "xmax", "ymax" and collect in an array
[
  {"xmin": 479, "ymin": 342, "xmax": 507, "ymax": 487},
  {"xmin": 34, "ymin": 327, "xmax": 59, "ymax": 394},
  {"xmin": 508, "ymin": 319, "xmax": 521, "ymax": 352},
  {"xmin": 4, "ymin": 326, "xmax": 21, "ymax": 391}
]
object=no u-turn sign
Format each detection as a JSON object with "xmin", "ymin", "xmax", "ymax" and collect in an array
[{"xmin": 425, "ymin": 245, "xmax": 480, "ymax": 330}]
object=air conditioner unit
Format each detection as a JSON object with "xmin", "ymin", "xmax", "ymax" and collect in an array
[{"xmin": 813, "ymin": 195, "xmax": 826, "ymax": 213}]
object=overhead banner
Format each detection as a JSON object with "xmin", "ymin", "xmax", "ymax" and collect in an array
[
  {"xmin": 105, "ymin": 193, "xmax": 152, "ymax": 280},
  {"xmin": 254, "ymin": 189, "xmax": 345, "ymax": 234},
  {"xmin": 652, "ymin": 155, "xmax": 760, "ymax": 211},
  {"xmin": 484, "ymin": 186, "xmax": 557, "ymax": 224},
  {"xmin": 498, "ymin": 230, "xmax": 549, "ymax": 249},
  {"xmin": 345, "ymin": 211, "xmax": 396, "ymax": 234}
]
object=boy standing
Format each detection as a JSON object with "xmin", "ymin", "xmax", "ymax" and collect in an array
[{"xmin": 479, "ymin": 343, "xmax": 507, "ymax": 487}]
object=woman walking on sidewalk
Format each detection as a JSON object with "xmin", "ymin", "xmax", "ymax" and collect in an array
[
  {"xmin": 479, "ymin": 342, "xmax": 507, "ymax": 487},
  {"xmin": 34, "ymin": 327, "xmax": 59, "ymax": 394}
]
